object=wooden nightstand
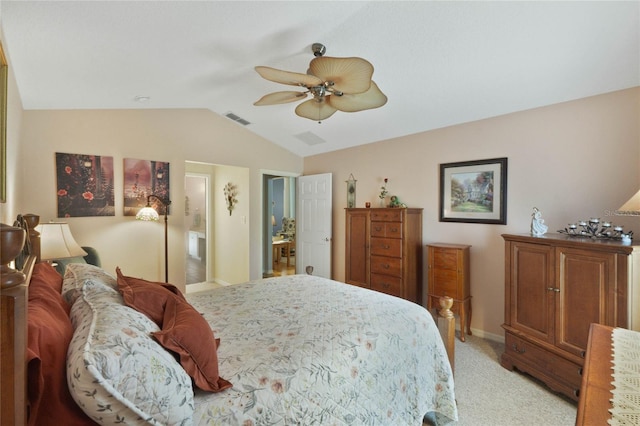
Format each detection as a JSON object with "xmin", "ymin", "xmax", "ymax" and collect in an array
[{"xmin": 426, "ymin": 243, "xmax": 472, "ymax": 341}]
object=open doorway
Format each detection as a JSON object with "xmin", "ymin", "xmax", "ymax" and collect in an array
[
  {"xmin": 185, "ymin": 173, "xmax": 209, "ymax": 284},
  {"xmin": 263, "ymin": 173, "xmax": 297, "ymax": 278},
  {"xmin": 186, "ymin": 161, "xmax": 250, "ymax": 288}
]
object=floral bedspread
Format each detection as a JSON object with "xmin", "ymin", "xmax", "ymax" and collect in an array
[{"xmin": 187, "ymin": 275, "xmax": 457, "ymax": 425}]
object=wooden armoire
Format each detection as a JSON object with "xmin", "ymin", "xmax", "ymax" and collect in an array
[
  {"xmin": 345, "ymin": 208, "xmax": 423, "ymax": 303},
  {"xmin": 501, "ymin": 233, "xmax": 640, "ymax": 401}
]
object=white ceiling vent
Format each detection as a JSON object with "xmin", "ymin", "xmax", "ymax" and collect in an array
[
  {"xmin": 224, "ymin": 112, "xmax": 251, "ymax": 126},
  {"xmin": 294, "ymin": 131, "xmax": 326, "ymax": 146}
]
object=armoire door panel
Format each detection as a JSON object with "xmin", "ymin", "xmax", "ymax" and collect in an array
[
  {"xmin": 556, "ymin": 248, "xmax": 615, "ymax": 356},
  {"xmin": 511, "ymin": 242, "xmax": 554, "ymax": 342}
]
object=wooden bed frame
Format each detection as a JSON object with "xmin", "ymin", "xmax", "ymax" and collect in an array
[
  {"xmin": 575, "ymin": 323, "xmax": 615, "ymax": 425},
  {"xmin": 0, "ymin": 213, "xmax": 455, "ymax": 425}
]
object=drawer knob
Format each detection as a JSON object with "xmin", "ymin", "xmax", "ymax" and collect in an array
[
  {"xmin": 546, "ymin": 287, "xmax": 560, "ymax": 293},
  {"xmin": 383, "ymin": 264, "xmax": 390, "ymax": 269}
]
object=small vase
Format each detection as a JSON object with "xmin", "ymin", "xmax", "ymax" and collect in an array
[{"xmin": 379, "ymin": 198, "xmax": 385, "ymax": 208}]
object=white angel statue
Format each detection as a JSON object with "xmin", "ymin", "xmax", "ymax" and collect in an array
[{"xmin": 531, "ymin": 207, "xmax": 548, "ymax": 236}]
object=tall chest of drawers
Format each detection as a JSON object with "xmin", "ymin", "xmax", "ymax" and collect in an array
[{"xmin": 345, "ymin": 208, "xmax": 423, "ymax": 303}]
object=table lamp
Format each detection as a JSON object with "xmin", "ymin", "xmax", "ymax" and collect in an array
[
  {"xmin": 617, "ymin": 189, "xmax": 640, "ymax": 216},
  {"xmin": 36, "ymin": 222, "xmax": 87, "ymax": 262}
]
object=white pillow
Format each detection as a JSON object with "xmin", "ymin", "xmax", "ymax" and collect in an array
[
  {"xmin": 62, "ymin": 263, "xmax": 117, "ymax": 305},
  {"xmin": 66, "ymin": 279, "xmax": 194, "ymax": 425}
]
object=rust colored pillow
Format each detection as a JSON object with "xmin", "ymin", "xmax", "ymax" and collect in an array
[
  {"xmin": 152, "ymin": 297, "xmax": 232, "ymax": 393},
  {"xmin": 115, "ymin": 267, "xmax": 186, "ymax": 327},
  {"xmin": 32, "ymin": 261, "xmax": 64, "ymax": 292},
  {"xmin": 27, "ymin": 263, "xmax": 96, "ymax": 425}
]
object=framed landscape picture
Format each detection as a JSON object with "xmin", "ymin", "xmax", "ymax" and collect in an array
[{"xmin": 439, "ymin": 157, "xmax": 507, "ymax": 224}]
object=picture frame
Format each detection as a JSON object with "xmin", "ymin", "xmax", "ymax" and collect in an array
[
  {"xmin": 439, "ymin": 157, "xmax": 507, "ymax": 224},
  {"xmin": 123, "ymin": 158, "xmax": 170, "ymax": 216},
  {"xmin": 55, "ymin": 152, "xmax": 115, "ymax": 217}
]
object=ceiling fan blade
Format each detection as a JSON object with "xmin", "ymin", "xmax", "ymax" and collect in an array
[
  {"xmin": 254, "ymin": 91, "xmax": 308, "ymax": 106},
  {"xmin": 328, "ymin": 81, "xmax": 388, "ymax": 112},
  {"xmin": 295, "ymin": 99, "xmax": 338, "ymax": 122},
  {"xmin": 309, "ymin": 56, "xmax": 374, "ymax": 94},
  {"xmin": 255, "ymin": 66, "xmax": 323, "ymax": 87}
]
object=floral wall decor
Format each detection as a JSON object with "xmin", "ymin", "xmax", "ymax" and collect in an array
[
  {"xmin": 224, "ymin": 182, "xmax": 238, "ymax": 216},
  {"xmin": 56, "ymin": 152, "xmax": 115, "ymax": 217},
  {"xmin": 123, "ymin": 158, "xmax": 170, "ymax": 216}
]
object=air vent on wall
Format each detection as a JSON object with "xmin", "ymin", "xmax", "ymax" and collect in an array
[{"xmin": 224, "ymin": 112, "xmax": 251, "ymax": 126}]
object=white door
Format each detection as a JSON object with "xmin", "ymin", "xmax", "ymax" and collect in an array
[{"xmin": 296, "ymin": 173, "xmax": 332, "ymax": 278}]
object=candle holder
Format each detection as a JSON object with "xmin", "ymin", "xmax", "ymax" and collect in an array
[{"xmin": 558, "ymin": 218, "xmax": 632, "ymax": 241}]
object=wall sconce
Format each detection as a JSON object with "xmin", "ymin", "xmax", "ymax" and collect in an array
[
  {"xmin": 136, "ymin": 194, "xmax": 172, "ymax": 283},
  {"xmin": 36, "ymin": 222, "xmax": 87, "ymax": 262},
  {"xmin": 346, "ymin": 173, "xmax": 357, "ymax": 208}
]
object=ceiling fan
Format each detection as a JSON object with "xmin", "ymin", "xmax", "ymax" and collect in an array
[{"xmin": 253, "ymin": 43, "xmax": 387, "ymax": 122}]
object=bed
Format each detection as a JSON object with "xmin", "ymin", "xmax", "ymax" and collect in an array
[{"xmin": 1, "ymin": 214, "xmax": 458, "ymax": 425}]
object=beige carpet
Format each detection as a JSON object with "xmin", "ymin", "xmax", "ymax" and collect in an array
[{"xmin": 427, "ymin": 334, "xmax": 578, "ymax": 425}]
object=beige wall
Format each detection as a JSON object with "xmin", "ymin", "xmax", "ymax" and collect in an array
[
  {"xmin": 304, "ymin": 87, "xmax": 640, "ymax": 340},
  {"xmin": 15, "ymin": 109, "xmax": 303, "ymax": 290}
]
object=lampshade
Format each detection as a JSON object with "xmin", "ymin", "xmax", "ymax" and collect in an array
[
  {"xmin": 36, "ymin": 222, "xmax": 87, "ymax": 261},
  {"xmin": 617, "ymin": 189, "xmax": 640, "ymax": 215},
  {"xmin": 136, "ymin": 206, "xmax": 160, "ymax": 221}
]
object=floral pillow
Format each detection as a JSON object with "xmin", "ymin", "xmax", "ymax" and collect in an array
[
  {"xmin": 66, "ymin": 278, "xmax": 194, "ymax": 425},
  {"xmin": 61, "ymin": 263, "xmax": 117, "ymax": 306}
]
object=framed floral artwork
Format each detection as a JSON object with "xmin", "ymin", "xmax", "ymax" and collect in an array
[
  {"xmin": 56, "ymin": 152, "xmax": 115, "ymax": 217},
  {"xmin": 439, "ymin": 157, "xmax": 507, "ymax": 224},
  {"xmin": 123, "ymin": 158, "xmax": 170, "ymax": 216}
]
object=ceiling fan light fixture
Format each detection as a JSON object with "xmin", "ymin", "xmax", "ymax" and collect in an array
[
  {"xmin": 312, "ymin": 43, "xmax": 326, "ymax": 57},
  {"xmin": 295, "ymin": 98, "xmax": 337, "ymax": 122},
  {"xmin": 254, "ymin": 43, "xmax": 387, "ymax": 122}
]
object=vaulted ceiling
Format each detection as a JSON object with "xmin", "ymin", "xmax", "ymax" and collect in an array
[{"xmin": 1, "ymin": 1, "xmax": 638, "ymax": 157}]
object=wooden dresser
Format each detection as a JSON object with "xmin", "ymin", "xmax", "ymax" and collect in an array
[
  {"xmin": 501, "ymin": 233, "xmax": 640, "ymax": 401},
  {"xmin": 345, "ymin": 208, "xmax": 423, "ymax": 303},
  {"xmin": 426, "ymin": 243, "xmax": 472, "ymax": 341}
]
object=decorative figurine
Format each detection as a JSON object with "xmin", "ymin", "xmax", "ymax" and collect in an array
[
  {"xmin": 530, "ymin": 207, "xmax": 548, "ymax": 236},
  {"xmin": 389, "ymin": 195, "xmax": 407, "ymax": 208}
]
